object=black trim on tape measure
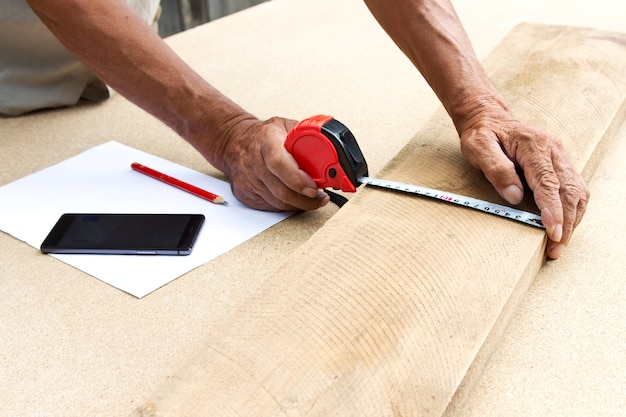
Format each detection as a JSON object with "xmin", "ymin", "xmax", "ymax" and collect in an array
[{"xmin": 325, "ymin": 190, "xmax": 348, "ymax": 207}]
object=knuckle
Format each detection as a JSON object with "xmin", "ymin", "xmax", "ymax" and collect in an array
[
  {"xmin": 486, "ymin": 159, "xmax": 514, "ymax": 178},
  {"xmin": 271, "ymin": 185, "xmax": 291, "ymax": 202},
  {"xmin": 524, "ymin": 159, "xmax": 560, "ymax": 190},
  {"xmin": 560, "ymin": 185, "xmax": 582, "ymax": 205},
  {"xmin": 460, "ymin": 129, "xmax": 488, "ymax": 156},
  {"xmin": 263, "ymin": 147, "xmax": 284, "ymax": 169}
]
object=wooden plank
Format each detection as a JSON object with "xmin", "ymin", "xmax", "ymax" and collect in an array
[{"xmin": 131, "ymin": 24, "xmax": 626, "ymax": 417}]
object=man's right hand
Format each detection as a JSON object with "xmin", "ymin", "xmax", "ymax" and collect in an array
[{"xmin": 209, "ymin": 116, "xmax": 330, "ymax": 212}]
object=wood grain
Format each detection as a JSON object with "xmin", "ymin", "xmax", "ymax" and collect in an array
[{"xmin": 132, "ymin": 24, "xmax": 626, "ymax": 417}]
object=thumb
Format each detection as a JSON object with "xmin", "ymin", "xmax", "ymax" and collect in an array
[{"xmin": 461, "ymin": 134, "xmax": 524, "ymax": 205}]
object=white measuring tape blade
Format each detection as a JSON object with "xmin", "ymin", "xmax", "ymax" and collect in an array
[{"xmin": 359, "ymin": 176, "xmax": 544, "ymax": 229}]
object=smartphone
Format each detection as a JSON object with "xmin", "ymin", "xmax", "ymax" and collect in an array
[{"xmin": 40, "ymin": 213, "xmax": 205, "ymax": 255}]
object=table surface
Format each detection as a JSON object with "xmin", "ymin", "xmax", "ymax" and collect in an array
[{"xmin": 1, "ymin": 1, "xmax": 624, "ymax": 416}]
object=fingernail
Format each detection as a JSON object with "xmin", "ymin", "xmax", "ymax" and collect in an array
[
  {"xmin": 318, "ymin": 190, "xmax": 330, "ymax": 206},
  {"xmin": 501, "ymin": 185, "xmax": 523, "ymax": 204},
  {"xmin": 545, "ymin": 223, "xmax": 562, "ymax": 243},
  {"xmin": 303, "ymin": 186, "xmax": 319, "ymax": 198},
  {"xmin": 540, "ymin": 207, "xmax": 562, "ymax": 242},
  {"xmin": 548, "ymin": 243, "xmax": 565, "ymax": 259},
  {"xmin": 552, "ymin": 223, "xmax": 563, "ymax": 243}
]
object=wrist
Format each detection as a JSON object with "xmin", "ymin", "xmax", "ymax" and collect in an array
[
  {"xmin": 199, "ymin": 112, "xmax": 257, "ymax": 177},
  {"xmin": 167, "ymin": 83, "xmax": 257, "ymax": 174},
  {"xmin": 448, "ymin": 87, "xmax": 511, "ymax": 135}
]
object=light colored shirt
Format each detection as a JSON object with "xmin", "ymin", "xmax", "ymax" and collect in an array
[{"xmin": 0, "ymin": 0, "xmax": 161, "ymax": 116}]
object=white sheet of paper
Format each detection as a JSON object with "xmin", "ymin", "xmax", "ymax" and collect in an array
[{"xmin": 0, "ymin": 141, "xmax": 292, "ymax": 298}]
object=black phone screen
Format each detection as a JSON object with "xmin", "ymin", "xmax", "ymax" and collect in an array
[{"xmin": 40, "ymin": 213, "xmax": 205, "ymax": 255}]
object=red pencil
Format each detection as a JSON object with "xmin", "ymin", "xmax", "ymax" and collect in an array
[{"xmin": 131, "ymin": 162, "xmax": 228, "ymax": 205}]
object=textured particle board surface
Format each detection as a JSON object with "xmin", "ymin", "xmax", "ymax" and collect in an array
[{"xmin": 130, "ymin": 24, "xmax": 626, "ymax": 417}]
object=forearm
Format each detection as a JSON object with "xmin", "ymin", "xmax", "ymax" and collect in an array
[
  {"xmin": 26, "ymin": 0, "xmax": 252, "ymax": 172},
  {"xmin": 363, "ymin": 0, "xmax": 509, "ymax": 132}
]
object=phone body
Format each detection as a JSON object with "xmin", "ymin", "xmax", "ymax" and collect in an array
[{"xmin": 40, "ymin": 213, "xmax": 205, "ymax": 255}]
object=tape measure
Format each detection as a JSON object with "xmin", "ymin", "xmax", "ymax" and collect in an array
[
  {"xmin": 359, "ymin": 176, "xmax": 543, "ymax": 228},
  {"xmin": 285, "ymin": 115, "xmax": 544, "ymax": 229}
]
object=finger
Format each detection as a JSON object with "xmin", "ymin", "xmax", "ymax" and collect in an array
[
  {"xmin": 234, "ymin": 188, "xmax": 284, "ymax": 212},
  {"xmin": 526, "ymin": 168, "xmax": 563, "ymax": 246},
  {"xmin": 231, "ymin": 153, "xmax": 329, "ymax": 212},
  {"xmin": 547, "ymin": 172, "xmax": 589, "ymax": 260},
  {"xmin": 266, "ymin": 139, "xmax": 321, "ymax": 198},
  {"xmin": 255, "ymin": 158, "xmax": 330, "ymax": 211},
  {"xmin": 461, "ymin": 131, "xmax": 524, "ymax": 204},
  {"xmin": 538, "ymin": 173, "xmax": 588, "ymax": 260},
  {"xmin": 502, "ymin": 129, "xmax": 565, "ymax": 247},
  {"xmin": 546, "ymin": 241, "xmax": 565, "ymax": 260},
  {"xmin": 258, "ymin": 130, "xmax": 330, "ymax": 209},
  {"xmin": 542, "ymin": 206, "xmax": 563, "ymax": 259},
  {"xmin": 230, "ymin": 171, "xmax": 301, "ymax": 212},
  {"xmin": 554, "ymin": 150, "xmax": 590, "ymax": 239}
]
